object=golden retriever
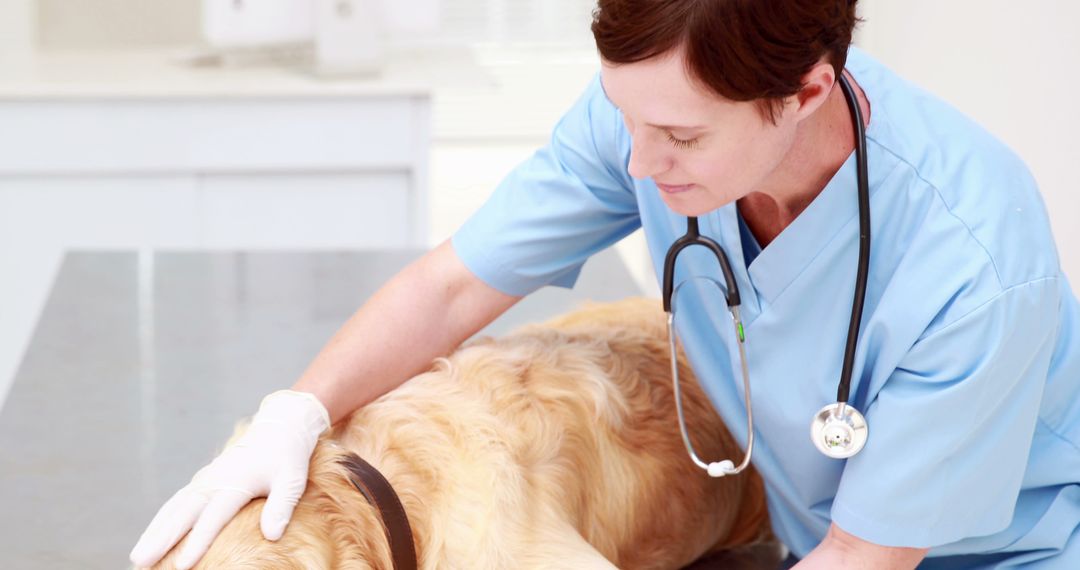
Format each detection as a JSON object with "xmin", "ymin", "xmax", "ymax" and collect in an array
[{"xmin": 146, "ymin": 298, "xmax": 775, "ymax": 569}]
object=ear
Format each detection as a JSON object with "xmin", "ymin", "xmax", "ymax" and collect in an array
[{"xmin": 784, "ymin": 60, "xmax": 837, "ymax": 122}]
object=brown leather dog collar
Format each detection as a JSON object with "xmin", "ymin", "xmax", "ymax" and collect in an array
[{"xmin": 338, "ymin": 452, "xmax": 418, "ymax": 570}]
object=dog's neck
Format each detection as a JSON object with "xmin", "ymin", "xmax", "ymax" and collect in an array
[
  {"xmin": 299, "ymin": 444, "xmax": 410, "ymax": 569},
  {"xmin": 338, "ymin": 452, "xmax": 417, "ymax": 569}
]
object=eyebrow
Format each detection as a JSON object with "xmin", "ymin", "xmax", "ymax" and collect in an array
[{"xmin": 599, "ymin": 76, "xmax": 708, "ymax": 133}]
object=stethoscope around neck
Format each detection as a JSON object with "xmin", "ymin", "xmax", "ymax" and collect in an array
[{"xmin": 663, "ymin": 74, "xmax": 871, "ymax": 477}]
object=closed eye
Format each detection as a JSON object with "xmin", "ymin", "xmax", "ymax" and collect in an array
[{"xmin": 666, "ymin": 132, "xmax": 699, "ymax": 150}]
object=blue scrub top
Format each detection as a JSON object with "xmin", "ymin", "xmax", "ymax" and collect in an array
[{"xmin": 452, "ymin": 47, "xmax": 1080, "ymax": 568}]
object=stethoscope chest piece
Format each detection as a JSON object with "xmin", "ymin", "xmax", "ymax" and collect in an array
[{"xmin": 811, "ymin": 402, "xmax": 868, "ymax": 459}]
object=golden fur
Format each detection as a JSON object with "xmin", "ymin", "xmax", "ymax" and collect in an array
[{"xmin": 149, "ymin": 298, "xmax": 773, "ymax": 569}]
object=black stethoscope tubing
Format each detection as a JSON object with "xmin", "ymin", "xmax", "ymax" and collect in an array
[{"xmin": 839, "ymin": 72, "xmax": 871, "ymax": 405}]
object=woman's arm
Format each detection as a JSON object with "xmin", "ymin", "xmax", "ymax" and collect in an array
[
  {"xmin": 794, "ymin": 523, "xmax": 929, "ymax": 570},
  {"xmin": 292, "ymin": 239, "xmax": 522, "ymax": 424}
]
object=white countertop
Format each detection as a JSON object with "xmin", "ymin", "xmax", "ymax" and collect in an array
[
  {"xmin": 0, "ymin": 47, "xmax": 480, "ymax": 99},
  {"xmin": 0, "ymin": 43, "xmax": 602, "ymax": 140}
]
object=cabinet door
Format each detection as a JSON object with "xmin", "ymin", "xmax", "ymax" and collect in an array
[{"xmin": 197, "ymin": 172, "xmax": 413, "ymax": 248}]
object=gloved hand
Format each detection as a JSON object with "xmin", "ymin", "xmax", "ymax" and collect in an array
[{"xmin": 129, "ymin": 389, "xmax": 331, "ymax": 569}]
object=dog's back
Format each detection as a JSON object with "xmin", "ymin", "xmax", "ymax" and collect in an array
[{"xmin": 151, "ymin": 298, "xmax": 770, "ymax": 569}]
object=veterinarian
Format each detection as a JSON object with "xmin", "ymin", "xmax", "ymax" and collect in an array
[{"xmin": 132, "ymin": 1, "xmax": 1080, "ymax": 568}]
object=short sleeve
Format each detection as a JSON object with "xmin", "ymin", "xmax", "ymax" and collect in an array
[
  {"xmin": 450, "ymin": 74, "xmax": 641, "ymax": 297},
  {"xmin": 831, "ymin": 277, "xmax": 1062, "ymax": 548}
]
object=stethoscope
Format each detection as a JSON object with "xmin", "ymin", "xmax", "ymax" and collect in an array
[{"xmin": 663, "ymin": 74, "xmax": 871, "ymax": 477}]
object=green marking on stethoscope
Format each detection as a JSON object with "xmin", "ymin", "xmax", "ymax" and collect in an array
[{"xmin": 737, "ymin": 322, "xmax": 745, "ymax": 342}]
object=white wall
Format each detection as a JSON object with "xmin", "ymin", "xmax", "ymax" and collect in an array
[
  {"xmin": 0, "ymin": 0, "xmax": 35, "ymax": 57},
  {"xmin": 23, "ymin": 0, "xmax": 598, "ymax": 53},
  {"xmin": 36, "ymin": 0, "xmax": 199, "ymax": 51},
  {"xmin": 855, "ymin": 0, "xmax": 1080, "ymax": 286}
]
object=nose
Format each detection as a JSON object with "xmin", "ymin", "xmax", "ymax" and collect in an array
[{"xmin": 626, "ymin": 131, "xmax": 671, "ymax": 180}]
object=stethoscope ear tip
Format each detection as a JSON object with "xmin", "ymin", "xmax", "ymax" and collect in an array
[{"xmin": 707, "ymin": 459, "xmax": 737, "ymax": 478}]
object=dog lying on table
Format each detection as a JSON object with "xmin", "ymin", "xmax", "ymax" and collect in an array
[{"xmin": 147, "ymin": 298, "xmax": 775, "ymax": 569}]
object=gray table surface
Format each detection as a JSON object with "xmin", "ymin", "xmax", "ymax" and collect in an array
[{"xmin": 0, "ymin": 248, "xmax": 646, "ymax": 569}]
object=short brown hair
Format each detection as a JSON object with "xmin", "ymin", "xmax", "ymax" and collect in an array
[{"xmin": 591, "ymin": 0, "xmax": 861, "ymax": 124}]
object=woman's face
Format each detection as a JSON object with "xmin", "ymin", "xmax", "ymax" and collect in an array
[{"xmin": 600, "ymin": 50, "xmax": 801, "ymax": 217}]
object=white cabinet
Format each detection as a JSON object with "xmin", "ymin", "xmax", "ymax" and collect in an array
[
  {"xmin": 197, "ymin": 172, "xmax": 413, "ymax": 248},
  {"xmin": 0, "ymin": 52, "xmax": 432, "ymax": 395}
]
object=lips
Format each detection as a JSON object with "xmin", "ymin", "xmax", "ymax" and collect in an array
[{"xmin": 655, "ymin": 181, "xmax": 695, "ymax": 194}]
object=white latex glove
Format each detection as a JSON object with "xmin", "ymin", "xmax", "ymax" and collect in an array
[{"xmin": 129, "ymin": 389, "xmax": 331, "ymax": 570}]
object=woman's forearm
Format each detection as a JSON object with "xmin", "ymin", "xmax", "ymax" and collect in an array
[{"xmin": 794, "ymin": 523, "xmax": 928, "ymax": 570}]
